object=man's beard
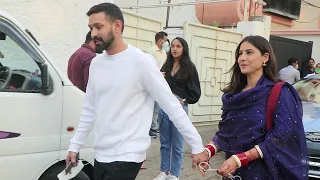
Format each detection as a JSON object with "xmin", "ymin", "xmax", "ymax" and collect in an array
[{"xmin": 94, "ymin": 31, "xmax": 115, "ymax": 53}]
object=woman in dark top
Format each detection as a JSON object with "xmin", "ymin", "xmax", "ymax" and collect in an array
[
  {"xmin": 198, "ymin": 36, "xmax": 308, "ymax": 180},
  {"xmin": 154, "ymin": 37, "xmax": 201, "ymax": 180}
]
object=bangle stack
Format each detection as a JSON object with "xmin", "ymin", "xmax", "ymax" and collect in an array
[
  {"xmin": 231, "ymin": 145, "xmax": 263, "ymax": 168},
  {"xmin": 247, "ymin": 150, "xmax": 257, "ymax": 161},
  {"xmin": 255, "ymin": 145, "xmax": 264, "ymax": 159},
  {"xmin": 204, "ymin": 143, "xmax": 218, "ymax": 158},
  {"xmin": 231, "ymin": 152, "xmax": 250, "ymax": 168},
  {"xmin": 231, "ymin": 155, "xmax": 242, "ymax": 168}
]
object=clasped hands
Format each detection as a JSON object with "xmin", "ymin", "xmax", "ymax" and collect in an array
[
  {"xmin": 191, "ymin": 142, "xmax": 261, "ymax": 178},
  {"xmin": 190, "ymin": 151, "xmax": 239, "ymax": 178}
]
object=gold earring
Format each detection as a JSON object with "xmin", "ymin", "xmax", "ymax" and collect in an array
[{"xmin": 263, "ymin": 61, "xmax": 267, "ymax": 66}]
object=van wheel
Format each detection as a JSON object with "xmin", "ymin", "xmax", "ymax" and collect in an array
[{"xmin": 40, "ymin": 165, "xmax": 90, "ymax": 180}]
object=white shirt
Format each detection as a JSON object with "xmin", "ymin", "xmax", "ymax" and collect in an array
[
  {"xmin": 145, "ymin": 45, "xmax": 167, "ymax": 69},
  {"xmin": 278, "ymin": 65, "xmax": 300, "ymax": 84},
  {"xmin": 68, "ymin": 45, "xmax": 204, "ymax": 163}
]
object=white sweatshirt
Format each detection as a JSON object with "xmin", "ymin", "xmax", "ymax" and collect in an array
[{"xmin": 68, "ymin": 44, "xmax": 204, "ymax": 163}]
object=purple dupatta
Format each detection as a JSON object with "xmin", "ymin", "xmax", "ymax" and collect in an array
[{"xmin": 213, "ymin": 76, "xmax": 308, "ymax": 180}]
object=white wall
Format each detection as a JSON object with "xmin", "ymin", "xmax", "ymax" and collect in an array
[
  {"xmin": 0, "ymin": 0, "xmax": 114, "ymax": 74},
  {"xmin": 278, "ymin": 34, "xmax": 320, "ymax": 63},
  {"xmin": 115, "ymin": 0, "xmax": 199, "ymax": 28}
]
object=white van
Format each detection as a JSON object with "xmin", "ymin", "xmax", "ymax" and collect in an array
[{"xmin": 0, "ymin": 11, "xmax": 94, "ymax": 180}]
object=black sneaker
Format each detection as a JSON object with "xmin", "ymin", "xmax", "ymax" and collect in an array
[
  {"xmin": 149, "ymin": 131, "xmax": 157, "ymax": 138},
  {"xmin": 151, "ymin": 129, "xmax": 160, "ymax": 134}
]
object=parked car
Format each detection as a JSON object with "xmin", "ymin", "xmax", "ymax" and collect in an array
[{"xmin": 293, "ymin": 74, "xmax": 320, "ymax": 179}]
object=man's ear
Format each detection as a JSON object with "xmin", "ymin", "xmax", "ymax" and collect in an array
[{"xmin": 113, "ymin": 19, "xmax": 123, "ymax": 34}]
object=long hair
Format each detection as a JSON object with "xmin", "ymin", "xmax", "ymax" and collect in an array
[
  {"xmin": 161, "ymin": 37, "xmax": 195, "ymax": 79},
  {"xmin": 222, "ymin": 35, "xmax": 278, "ymax": 93}
]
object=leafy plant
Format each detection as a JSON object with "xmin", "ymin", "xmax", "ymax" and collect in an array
[{"xmin": 212, "ymin": 20, "xmax": 219, "ymax": 28}]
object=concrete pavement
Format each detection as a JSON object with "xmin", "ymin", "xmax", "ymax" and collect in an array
[{"xmin": 136, "ymin": 125, "xmax": 226, "ymax": 180}]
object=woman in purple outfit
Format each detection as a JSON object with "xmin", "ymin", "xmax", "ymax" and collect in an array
[{"xmin": 200, "ymin": 36, "xmax": 308, "ymax": 180}]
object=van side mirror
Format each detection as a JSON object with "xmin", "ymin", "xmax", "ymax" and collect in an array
[
  {"xmin": 0, "ymin": 32, "xmax": 6, "ymax": 40},
  {"xmin": 39, "ymin": 63, "xmax": 52, "ymax": 95}
]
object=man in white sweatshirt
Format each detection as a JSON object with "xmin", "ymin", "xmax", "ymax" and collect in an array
[{"xmin": 66, "ymin": 3, "xmax": 208, "ymax": 180}]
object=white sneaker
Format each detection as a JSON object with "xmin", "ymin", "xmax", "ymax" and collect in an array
[
  {"xmin": 153, "ymin": 172, "xmax": 169, "ymax": 180},
  {"xmin": 168, "ymin": 175, "xmax": 179, "ymax": 180}
]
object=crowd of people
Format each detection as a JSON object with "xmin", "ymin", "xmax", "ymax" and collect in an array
[
  {"xmin": 65, "ymin": 2, "xmax": 309, "ymax": 180},
  {"xmin": 278, "ymin": 57, "xmax": 320, "ymax": 84}
]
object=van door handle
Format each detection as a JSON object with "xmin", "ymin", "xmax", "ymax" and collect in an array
[{"xmin": 67, "ymin": 126, "xmax": 74, "ymax": 132}]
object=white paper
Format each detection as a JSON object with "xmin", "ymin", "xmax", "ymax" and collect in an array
[{"xmin": 57, "ymin": 160, "xmax": 84, "ymax": 180}]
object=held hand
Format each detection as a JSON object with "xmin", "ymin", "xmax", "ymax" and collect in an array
[
  {"xmin": 217, "ymin": 157, "xmax": 238, "ymax": 178},
  {"xmin": 66, "ymin": 151, "xmax": 79, "ymax": 172},
  {"xmin": 190, "ymin": 150, "xmax": 209, "ymax": 177},
  {"xmin": 180, "ymin": 99, "xmax": 185, "ymax": 105},
  {"xmin": 197, "ymin": 161, "xmax": 211, "ymax": 177},
  {"xmin": 161, "ymin": 72, "xmax": 166, "ymax": 77}
]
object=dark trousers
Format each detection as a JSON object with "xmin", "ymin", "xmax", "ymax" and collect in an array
[{"xmin": 94, "ymin": 159, "xmax": 142, "ymax": 180}]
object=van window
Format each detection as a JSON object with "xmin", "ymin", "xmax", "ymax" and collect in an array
[{"xmin": 0, "ymin": 31, "xmax": 41, "ymax": 92}]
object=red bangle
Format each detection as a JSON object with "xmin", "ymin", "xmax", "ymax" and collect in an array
[
  {"xmin": 249, "ymin": 150, "xmax": 257, "ymax": 161},
  {"xmin": 236, "ymin": 152, "xmax": 250, "ymax": 166},
  {"xmin": 205, "ymin": 144, "xmax": 216, "ymax": 158}
]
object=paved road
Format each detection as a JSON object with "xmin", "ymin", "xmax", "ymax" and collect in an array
[{"xmin": 136, "ymin": 125, "xmax": 226, "ymax": 180}]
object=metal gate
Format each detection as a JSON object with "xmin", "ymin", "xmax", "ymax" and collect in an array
[
  {"xmin": 122, "ymin": 10, "xmax": 162, "ymax": 52},
  {"xmin": 269, "ymin": 35, "xmax": 313, "ymax": 77},
  {"xmin": 184, "ymin": 22, "xmax": 242, "ymax": 124}
]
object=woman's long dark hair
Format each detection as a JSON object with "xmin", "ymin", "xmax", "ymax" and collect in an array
[
  {"xmin": 222, "ymin": 35, "xmax": 278, "ymax": 93},
  {"xmin": 161, "ymin": 37, "xmax": 195, "ymax": 79}
]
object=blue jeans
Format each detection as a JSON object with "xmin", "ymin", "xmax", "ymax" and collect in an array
[{"xmin": 158, "ymin": 100, "xmax": 188, "ymax": 177}]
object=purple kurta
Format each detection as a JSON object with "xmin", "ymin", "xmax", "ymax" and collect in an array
[{"xmin": 213, "ymin": 76, "xmax": 308, "ymax": 180}]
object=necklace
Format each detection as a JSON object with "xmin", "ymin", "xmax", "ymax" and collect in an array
[{"xmin": 171, "ymin": 63, "xmax": 180, "ymax": 76}]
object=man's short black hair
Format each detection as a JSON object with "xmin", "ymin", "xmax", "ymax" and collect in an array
[
  {"xmin": 309, "ymin": 58, "xmax": 315, "ymax": 63},
  {"xmin": 87, "ymin": 3, "xmax": 124, "ymax": 33},
  {"xmin": 155, "ymin": 31, "xmax": 168, "ymax": 43},
  {"xmin": 85, "ymin": 31, "xmax": 92, "ymax": 44},
  {"xmin": 288, "ymin": 57, "xmax": 298, "ymax": 65}
]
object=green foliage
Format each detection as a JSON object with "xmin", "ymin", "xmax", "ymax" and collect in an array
[{"xmin": 212, "ymin": 20, "xmax": 219, "ymax": 28}]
